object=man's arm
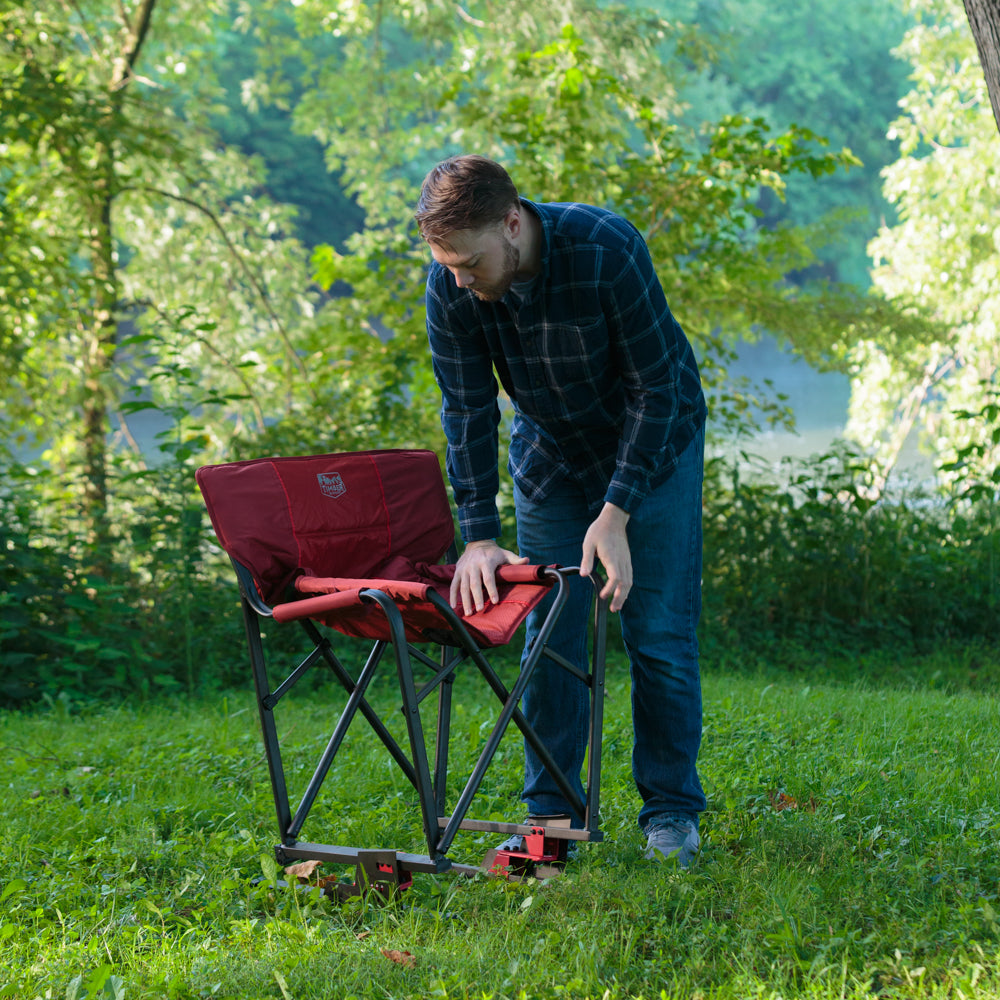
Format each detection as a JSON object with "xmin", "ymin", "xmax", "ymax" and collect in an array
[
  {"xmin": 426, "ymin": 271, "xmax": 504, "ymax": 542},
  {"xmin": 579, "ymin": 231, "xmax": 697, "ymax": 610},
  {"xmin": 600, "ymin": 231, "xmax": 700, "ymax": 516},
  {"xmin": 426, "ymin": 269, "xmax": 528, "ymax": 612}
]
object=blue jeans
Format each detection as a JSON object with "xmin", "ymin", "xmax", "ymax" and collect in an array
[{"xmin": 514, "ymin": 427, "xmax": 705, "ymax": 831}]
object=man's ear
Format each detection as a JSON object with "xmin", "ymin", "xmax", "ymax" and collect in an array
[{"xmin": 504, "ymin": 206, "xmax": 522, "ymax": 240}]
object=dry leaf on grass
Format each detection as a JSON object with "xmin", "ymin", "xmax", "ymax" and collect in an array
[
  {"xmin": 382, "ymin": 949, "xmax": 417, "ymax": 968},
  {"xmin": 285, "ymin": 859, "xmax": 323, "ymax": 882},
  {"xmin": 768, "ymin": 789, "xmax": 818, "ymax": 812}
]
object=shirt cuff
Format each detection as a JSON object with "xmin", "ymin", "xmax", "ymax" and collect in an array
[
  {"xmin": 458, "ymin": 502, "xmax": 502, "ymax": 545},
  {"xmin": 603, "ymin": 478, "xmax": 646, "ymax": 515}
]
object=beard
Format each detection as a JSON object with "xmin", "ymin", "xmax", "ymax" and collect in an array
[{"xmin": 470, "ymin": 237, "xmax": 520, "ymax": 302}]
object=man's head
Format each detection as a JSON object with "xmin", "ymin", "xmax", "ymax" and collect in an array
[
  {"xmin": 415, "ymin": 155, "xmax": 519, "ymax": 243},
  {"xmin": 416, "ymin": 155, "xmax": 526, "ymax": 302}
]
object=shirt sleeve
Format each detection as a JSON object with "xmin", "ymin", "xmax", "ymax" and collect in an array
[
  {"xmin": 601, "ymin": 234, "xmax": 693, "ymax": 512},
  {"xmin": 425, "ymin": 269, "xmax": 504, "ymax": 543}
]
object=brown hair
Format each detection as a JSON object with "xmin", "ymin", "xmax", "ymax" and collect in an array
[{"xmin": 415, "ymin": 155, "xmax": 520, "ymax": 243}]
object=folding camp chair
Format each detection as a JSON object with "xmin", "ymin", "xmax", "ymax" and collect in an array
[{"xmin": 196, "ymin": 448, "xmax": 608, "ymax": 896}]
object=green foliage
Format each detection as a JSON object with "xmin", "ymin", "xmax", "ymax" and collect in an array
[
  {"xmin": 207, "ymin": 20, "xmax": 366, "ymax": 249},
  {"xmin": 5, "ymin": 439, "xmax": 998, "ymax": 705},
  {"xmin": 0, "ymin": 0, "xmax": 336, "ymax": 550},
  {"xmin": 2, "ymin": 0, "xmax": 995, "ymax": 711},
  {"xmin": 0, "ymin": 459, "xmax": 243, "ymax": 705},
  {"xmin": 702, "ymin": 441, "xmax": 1000, "ymax": 647},
  {"xmin": 253, "ymin": 0, "xmax": 930, "ymax": 481},
  {"xmin": 673, "ymin": 0, "xmax": 916, "ymax": 288},
  {"xmin": 849, "ymin": 0, "xmax": 1000, "ymax": 484},
  {"xmin": 275, "ymin": 0, "xmax": 887, "ymax": 360}
]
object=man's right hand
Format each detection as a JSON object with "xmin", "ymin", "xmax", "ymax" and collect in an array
[{"xmin": 451, "ymin": 539, "xmax": 528, "ymax": 615}]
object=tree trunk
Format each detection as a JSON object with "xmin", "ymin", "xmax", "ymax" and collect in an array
[
  {"xmin": 80, "ymin": 152, "xmax": 117, "ymax": 557},
  {"xmin": 963, "ymin": 0, "xmax": 1000, "ymax": 134},
  {"xmin": 78, "ymin": 0, "xmax": 159, "ymax": 560}
]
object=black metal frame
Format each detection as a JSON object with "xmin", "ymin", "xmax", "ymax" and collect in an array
[{"xmin": 232, "ymin": 558, "xmax": 608, "ymax": 880}]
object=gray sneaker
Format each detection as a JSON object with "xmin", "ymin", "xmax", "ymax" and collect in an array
[{"xmin": 644, "ymin": 817, "xmax": 700, "ymax": 867}]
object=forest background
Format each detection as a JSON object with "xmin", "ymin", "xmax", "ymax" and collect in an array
[{"xmin": 1, "ymin": 0, "xmax": 998, "ymax": 703}]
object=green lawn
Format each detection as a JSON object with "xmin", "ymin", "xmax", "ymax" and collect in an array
[{"xmin": 2, "ymin": 648, "xmax": 999, "ymax": 999}]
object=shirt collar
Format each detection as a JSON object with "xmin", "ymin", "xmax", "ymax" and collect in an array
[{"xmin": 505, "ymin": 198, "xmax": 548, "ymax": 304}]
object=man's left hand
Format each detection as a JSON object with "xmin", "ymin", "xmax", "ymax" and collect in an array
[{"xmin": 579, "ymin": 502, "xmax": 632, "ymax": 612}]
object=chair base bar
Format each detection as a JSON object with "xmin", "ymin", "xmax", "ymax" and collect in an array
[
  {"xmin": 275, "ymin": 841, "xmax": 471, "ymax": 874},
  {"xmin": 438, "ymin": 815, "xmax": 603, "ymax": 842},
  {"xmin": 270, "ymin": 846, "xmax": 475, "ymax": 901}
]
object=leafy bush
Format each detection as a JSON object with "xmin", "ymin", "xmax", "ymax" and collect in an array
[
  {"xmin": 0, "ymin": 461, "xmax": 242, "ymax": 706},
  {"xmin": 703, "ymin": 441, "xmax": 999, "ymax": 648},
  {"xmin": 3, "ymin": 437, "xmax": 998, "ymax": 707}
]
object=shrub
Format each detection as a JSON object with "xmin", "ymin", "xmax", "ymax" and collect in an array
[
  {"xmin": 702, "ymin": 441, "xmax": 999, "ymax": 647},
  {"xmin": 3, "ymin": 439, "xmax": 998, "ymax": 706}
]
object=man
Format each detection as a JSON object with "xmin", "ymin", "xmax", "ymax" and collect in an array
[{"xmin": 415, "ymin": 155, "xmax": 707, "ymax": 866}]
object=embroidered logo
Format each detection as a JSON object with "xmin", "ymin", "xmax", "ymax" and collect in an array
[{"xmin": 317, "ymin": 472, "xmax": 346, "ymax": 498}]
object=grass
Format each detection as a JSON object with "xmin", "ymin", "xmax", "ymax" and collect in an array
[{"xmin": 1, "ymin": 644, "xmax": 999, "ymax": 1000}]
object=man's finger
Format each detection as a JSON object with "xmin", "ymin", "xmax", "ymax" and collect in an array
[
  {"xmin": 600, "ymin": 574, "xmax": 631, "ymax": 613},
  {"xmin": 467, "ymin": 574, "xmax": 484, "ymax": 615}
]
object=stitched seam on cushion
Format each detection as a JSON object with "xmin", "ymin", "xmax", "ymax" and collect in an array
[
  {"xmin": 270, "ymin": 461, "xmax": 304, "ymax": 570},
  {"xmin": 368, "ymin": 454, "xmax": 392, "ymax": 565}
]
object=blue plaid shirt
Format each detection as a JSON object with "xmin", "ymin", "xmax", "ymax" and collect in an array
[{"xmin": 426, "ymin": 199, "xmax": 706, "ymax": 543}]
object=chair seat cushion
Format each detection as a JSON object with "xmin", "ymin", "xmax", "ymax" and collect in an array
[{"xmin": 273, "ymin": 558, "xmax": 554, "ymax": 648}]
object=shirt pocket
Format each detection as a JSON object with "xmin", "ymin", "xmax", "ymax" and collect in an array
[{"xmin": 539, "ymin": 316, "xmax": 613, "ymax": 394}]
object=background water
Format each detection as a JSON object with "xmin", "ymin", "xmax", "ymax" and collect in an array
[
  {"xmin": 19, "ymin": 337, "xmax": 933, "ymax": 483},
  {"xmin": 726, "ymin": 336, "xmax": 851, "ymax": 454}
]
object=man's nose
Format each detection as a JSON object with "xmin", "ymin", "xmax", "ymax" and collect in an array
[{"xmin": 452, "ymin": 268, "xmax": 474, "ymax": 287}]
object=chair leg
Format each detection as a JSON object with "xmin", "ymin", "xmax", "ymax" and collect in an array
[
  {"xmin": 247, "ymin": 575, "xmax": 607, "ymax": 882},
  {"xmin": 241, "ymin": 597, "xmax": 293, "ymax": 846},
  {"xmin": 427, "ymin": 579, "xmax": 600, "ymax": 857},
  {"xmin": 301, "ymin": 619, "xmax": 420, "ymax": 787},
  {"xmin": 286, "ymin": 639, "xmax": 387, "ymax": 842},
  {"xmin": 584, "ymin": 591, "xmax": 609, "ymax": 839},
  {"xmin": 362, "ymin": 591, "xmax": 443, "ymax": 863},
  {"xmin": 433, "ymin": 657, "xmax": 454, "ymax": 818}
]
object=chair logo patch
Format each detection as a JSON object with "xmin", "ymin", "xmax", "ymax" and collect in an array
[{"xmin": 317, "ymin": 472, "xmax": 346, "ymax": 498}]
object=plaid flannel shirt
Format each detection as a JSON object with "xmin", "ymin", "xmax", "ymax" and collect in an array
[{"xmin": 425, "ymin": 199, "xmax": 706, "ymax": 543}]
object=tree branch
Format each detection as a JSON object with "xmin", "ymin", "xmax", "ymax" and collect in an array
[
  {"xmin": 112, "ymin": 0, "xmax": 158, "ymax": 90},
  {"xmin": 122, "ymin": 184, "xmax": 318, "ymax": 400},
  {"xmin": 131, "ymin": 297, "xmax": 269, "ymax": 432}
]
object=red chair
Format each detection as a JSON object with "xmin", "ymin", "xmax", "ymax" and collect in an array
[{"xmin": 196, "ymin": 448, "xmax": 607, "ymax": 895}]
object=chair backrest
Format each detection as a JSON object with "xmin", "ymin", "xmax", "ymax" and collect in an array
[{"xmin": 196, "ymin": 449, "xmax": 455, "ymax": 606}]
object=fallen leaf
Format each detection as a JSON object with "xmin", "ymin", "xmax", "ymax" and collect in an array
[
  {"xmin": 285, "ymin": 859, "xmax": 323, "ymax": 882},
  {"xmin": 382, "ymin": 949, "xmax": 417, "ymax": 968},
  {"xmin": 768, "ymin": 790, "xmax": 818, "ymax": 812},
  {"xmin": 769, "ymin": 790, "xmax": 799, "ymax": 811}
]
